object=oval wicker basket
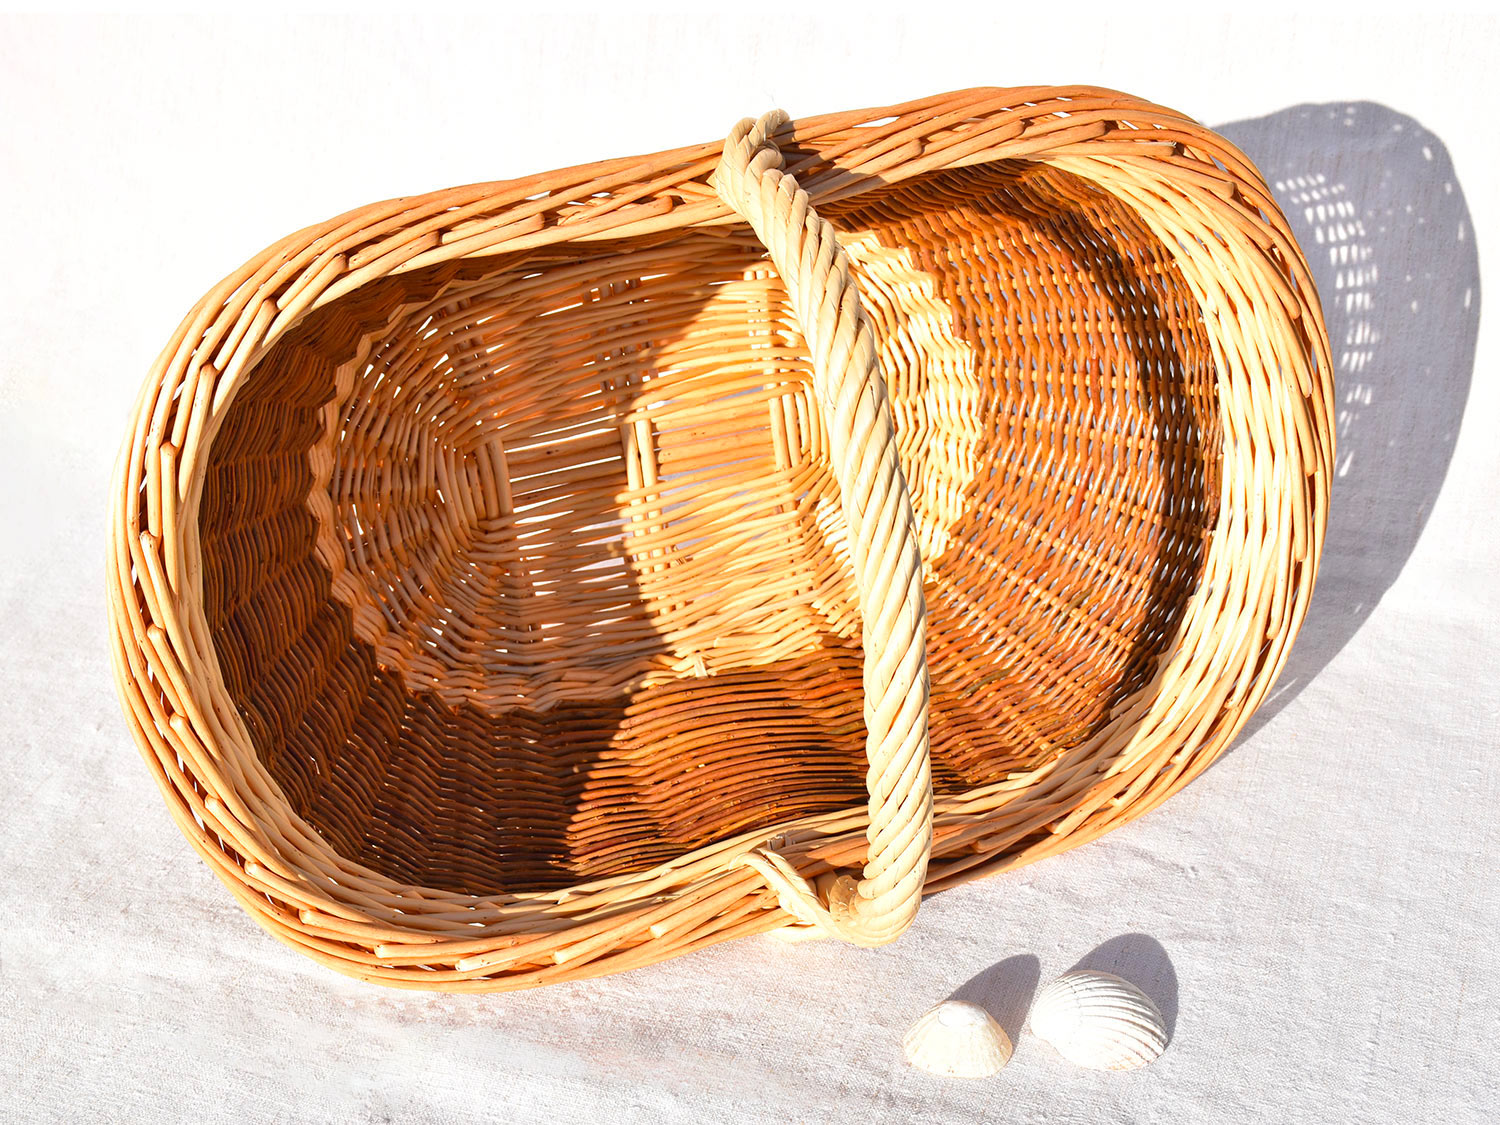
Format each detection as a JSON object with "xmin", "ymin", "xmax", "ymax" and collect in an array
[{"xmin": 109, "ymin": 86, "xmax": 1332, "ymax": 990}]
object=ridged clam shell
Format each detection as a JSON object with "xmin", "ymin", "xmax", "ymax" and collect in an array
[
  {"xmin": 903, "ymin": 1000, "xmax": 1013, "ymax": 1078},
  {"xmin": 1029, "ymin": 970, "xmax": 1168, "ymax": 1071}
]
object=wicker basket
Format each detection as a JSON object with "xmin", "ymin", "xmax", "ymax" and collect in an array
[{"xmin": 109, "ymin": 86, "xmax": 1332, "ymax": 990}]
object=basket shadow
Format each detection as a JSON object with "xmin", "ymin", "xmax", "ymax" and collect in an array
[
  {"xmin": 1069, "ymin": 932, "xmax": 1178, "ymax": 1039},
  {"xmin": 1215, "ymin": 103, "xmax": 1480, "ymax": 743}
]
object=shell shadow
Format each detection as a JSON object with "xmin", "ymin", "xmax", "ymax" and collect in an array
[
  {"xmin": 945, "ymin": 953, "xmax": 1042, "ymax": 1045},
  {"xmin": 1068, "ymin": 933, "xmax": 1179, "ymax": 1040},
  {"xmin": 1214, "ymin": 103, "xmax": 1479, "ymax": 742}
]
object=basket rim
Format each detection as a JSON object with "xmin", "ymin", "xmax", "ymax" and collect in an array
[{"xmin": 107, "ymin": 83, "xmax": 1334, "ymax": 988}]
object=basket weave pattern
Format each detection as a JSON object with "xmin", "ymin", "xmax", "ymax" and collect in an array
[{"xmin": 109, "ymin": 87, "xmax": 1332, "ymax": 988}]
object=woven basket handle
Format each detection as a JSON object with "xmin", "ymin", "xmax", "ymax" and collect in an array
[{"xmin": 711, "ymin": 111, "xmax": 934, "ymax": 947}]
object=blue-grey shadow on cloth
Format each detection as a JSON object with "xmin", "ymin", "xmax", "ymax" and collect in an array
[
  {"xmin": 945, "ymin": 953, "xmax": 1041, "ymax": 1044},
  {"xmin": 1070, "ymin": 933, "xmax": 1179, "ymax": 1040},
  {"xmin": 1213, "ymin": 103, "xmax": 1480, "ymax": 741}
]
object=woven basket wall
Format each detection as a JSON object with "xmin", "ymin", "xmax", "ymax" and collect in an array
[{"xmin": 109, "ymin": 86, "xmax": 1332, "ymax": 990}]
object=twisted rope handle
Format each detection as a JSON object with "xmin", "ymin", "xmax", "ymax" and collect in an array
[{"xmin": 712, "ymin": 111, "xmax": 934, "ymax": 947}]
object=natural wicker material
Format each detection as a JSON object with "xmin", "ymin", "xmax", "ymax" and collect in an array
[{"xmin": 108, "ymin": 86, "xmax": 1332, "ymax": 990}]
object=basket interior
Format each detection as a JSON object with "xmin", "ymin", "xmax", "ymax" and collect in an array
[{"xmin": 199, "ymin": 160, "xmax": 1221, "ymax": 896}]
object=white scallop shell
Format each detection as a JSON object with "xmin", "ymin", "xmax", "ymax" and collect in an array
[
  {"xmin": 902, "ymin": 1000, "xmax": 1013, "ymax": 1078},
  {"xmin": 1028, "ymin": 970, "xmax": 1168, "ymax": 1071}
]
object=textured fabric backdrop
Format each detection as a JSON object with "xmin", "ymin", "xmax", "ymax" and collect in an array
[{"xmin": 3, "ymin": 14, "xmax": 1496, "ymax": 1124}]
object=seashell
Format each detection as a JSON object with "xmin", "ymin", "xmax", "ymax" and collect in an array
[
  {"xmin": 1029, "ymin": 970, "xmax": 1168, "ymax": 1070},
  {"xmin": 902, "ymin": 1000, "xmax": 1013, "ymax": 1078}
]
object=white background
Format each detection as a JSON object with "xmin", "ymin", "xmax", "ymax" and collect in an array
[{"xmin": 2, "ymin": 11, "xmax": 1497, "ymax": 1123}]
